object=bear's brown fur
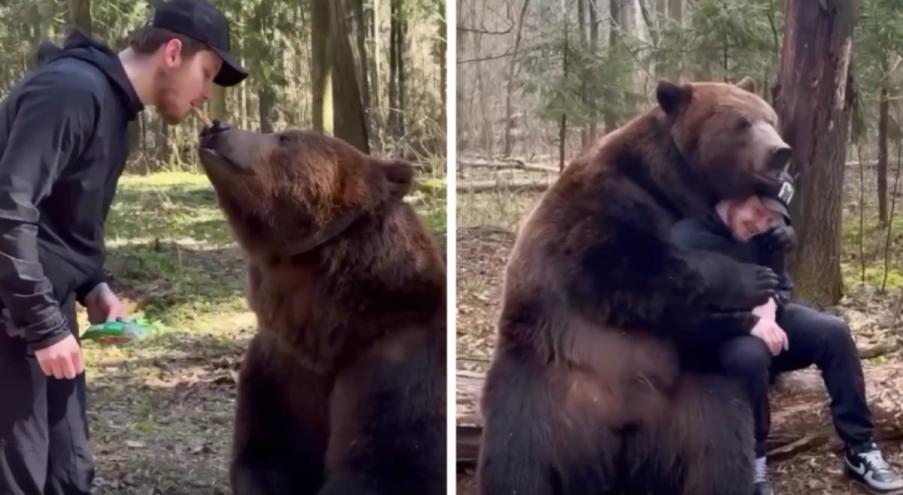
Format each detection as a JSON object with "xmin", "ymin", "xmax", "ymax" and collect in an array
[
  {"xmin": 477, "ymin": 79, "xmax": 790, "ymax": 495},
  {"xmin": 198, "ymin": 128, "xmax": 446, "ymax": 495}
]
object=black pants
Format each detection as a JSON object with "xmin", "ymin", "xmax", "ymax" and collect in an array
[
  {"xmin": 0, "ymin": 297, "xmax": 93, "ymax": 495},
  {"xmin": 715, "ymin": 303, "xmax": 873, "ymax": 457}
]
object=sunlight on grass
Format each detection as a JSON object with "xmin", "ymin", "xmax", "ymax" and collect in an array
[
  {"xmin": 116, "ymin": 171, "xmax": 212, "ymax": 189},
  {"xmin": 82, "ymin": 170, "xmax": 447, "ymax": 370},
  {"xmin": 841, "ymin": 199, "xmax": 903, "ymax": 291},
  {"xmin": 457, "ymin": 190, "xmax": 543, "ymax": 232}
]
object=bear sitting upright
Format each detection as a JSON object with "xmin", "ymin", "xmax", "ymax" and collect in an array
[
  {"xmin": 197, "ymin": 127, "xmax": 446, "ymax": 495},
  {"xmin": 477, "ymin": 78, "xmax": 791, "ymax": 495}
]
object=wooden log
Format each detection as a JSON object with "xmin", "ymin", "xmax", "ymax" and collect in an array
[
  {"xmin": 457, "ymin": 179, "xmax": 555, "ymax": 193},
  {"xmin": 456, "ymin": 365, "xmax": 903, "ymax": 467},
  {"xmin": 458, "ymin": 158, "xmax": 525, "ymax": 169},
  {"xmin": 457, "ymin": 158, "xmax": 561, "ymax": 173}
]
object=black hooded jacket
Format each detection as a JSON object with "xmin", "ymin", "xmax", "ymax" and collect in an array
[
  {"xmin": 671, "ymin": 212, "xmax": 795, "ymax": 304},
  {"xmin": 0, "ymin": 30, "xmax": 143, "ymax": 352}
]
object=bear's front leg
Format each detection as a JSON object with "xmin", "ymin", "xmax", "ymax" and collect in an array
[
  {"xmin": 230, "ymin": 334, "xmax": 332, "ymax": 495},
  {"xmin": 319, "ymin": 328, "xmax": 446, "ymax": 495}
]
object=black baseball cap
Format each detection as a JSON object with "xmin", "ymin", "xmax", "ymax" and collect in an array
[
  {"xmin": 758, "ymin": 170, "xmax": 795, "ymax": 224},
  {"xmin": 150, "ymin": 0, "xmax": 248, "ymax": 86}
]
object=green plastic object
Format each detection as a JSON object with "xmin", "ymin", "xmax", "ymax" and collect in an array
[{"xmin": 81, "ymin": 319, "xmax": 156, "ymax": 344}]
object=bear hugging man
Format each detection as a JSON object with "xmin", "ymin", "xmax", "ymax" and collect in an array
[
  {"xmin": 197, "ymin": 124, "xmax": 447, "ymax": 495},
  {"xmin": 478, "ymin": 78, "xmax": 794, "ymax": 495}
]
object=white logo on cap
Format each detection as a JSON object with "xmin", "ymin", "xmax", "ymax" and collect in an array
[{"xmin": 778, "ymin": 181, "xmax": 794, "ymax": 204}]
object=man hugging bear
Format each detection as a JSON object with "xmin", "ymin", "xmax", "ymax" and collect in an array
[{"xmin": 671, "ymin": 172, "xmax": 903, "ymax": 495}]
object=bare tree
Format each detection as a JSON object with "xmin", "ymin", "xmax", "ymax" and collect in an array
[
  {"xmin": 776, "ymin": 0, "xmax": 859, "ymax": 305},
  {"xmin": 503, "ymin": 0, "xmax": 530, "ymax": 156},
  {"xmin": 312, "ymin": 0, "xmax": 333, "ymax": 134},
  {"xmin": 68, "ymin": 0, "xmax": 90, "ymax": 35},
  {"xmin": 331, "ymin": 0, "xmax": 370, "ymax": 152}
]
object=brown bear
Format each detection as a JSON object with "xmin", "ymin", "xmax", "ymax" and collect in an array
[
  {"xmin": 197, "ymin": 126, "xmax": 446, "ymax": 495},
  {"xmin": 477, "ymin": 78, "xmax": 791, "ymax": 495}
]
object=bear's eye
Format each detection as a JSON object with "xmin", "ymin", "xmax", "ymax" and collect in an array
[
  {"xmin": 278, "ymin": 134, "xmax": 294, "ymax": 146},
  {"xmin": 736, "ymin": 117, "xmax": 752, "ymax": 131}
]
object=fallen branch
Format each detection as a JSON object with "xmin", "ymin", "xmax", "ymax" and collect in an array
[
  {"xmin": 458, "ymin": 158, "xmax": 560, "ymax": 173},
  {"xmin": 859, "ymin": 343, "xmax": 899, "ymax": 360},
  {"xmin": 458, "ymin": 158, "xmax": 525, "ymax": 169},
  {"xmin": 457, "ymin": 179, "xmax": 554, "ymax": 193},
  {"xmin": 456, "ymin": 365, "xmax": 903, "ymax": 467},
  {"xmin": 454, "ymin": 159, "xmax": 869, "ymax": 173}
]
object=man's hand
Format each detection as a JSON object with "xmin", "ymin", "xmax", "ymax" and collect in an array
[
  {"xmin": 750, "ymin": 318, "xmax": 788, "ymax": 356},
  {"xmin": 35, "ymin": 334, "xmax": 84, "ymax": 379},
  {"xmin": 84, "ymin": 282, "xmax": 126, "ymax": 324},
  {"xmin": 752, "ymin": 297, "xmax": 778, "ymax": 321}
]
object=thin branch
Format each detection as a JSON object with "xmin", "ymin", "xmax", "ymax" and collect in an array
[
  {"xmin": 457, "ymin": 49, "xmax": 515, "ymax": 64},
  {"xmin": 882, "ymin": 134, "xmax": 903, "ymax": 292},
  {"xmin": 457, "ymin": 25, "xmax": 514, "ymax": 35},
  {"xmin": 637, "ymin": 0, "xmax": 659, "ymax": 47},
  {"xmin": 857, "ymin": 140, "xmax": 866, "ymax": 283}
]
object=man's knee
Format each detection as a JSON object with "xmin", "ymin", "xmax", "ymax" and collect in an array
[
  {"xmin": 720, "ymin": 338, "xmax": 772, "ymax": 377},
  {"xmin": 817, "ymin": 317, "xmax": 860, "ymax": 358}
]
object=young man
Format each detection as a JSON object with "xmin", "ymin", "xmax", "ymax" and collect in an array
[
  {"xmin": 0, "ymin": 1, "xmax": 246, "ymax": 493},
  {"xmin": 671, "ymin": 175, "xmax": 903, "ymax": 495}
]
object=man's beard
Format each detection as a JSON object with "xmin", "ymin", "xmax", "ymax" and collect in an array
[{"xmin": 153, "ymin": 68, "xmax": 184, "ymax": 125}]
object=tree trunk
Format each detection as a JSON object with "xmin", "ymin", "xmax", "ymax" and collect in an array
[
  {"xmin": 139, "ymin": 113, "xmax": 146, "ymax": 150},
  {"xmin": 331, "ymin": 0, "xmax": 370, "ymax": 152},
  {"xmin": 352, "ymin": 0, "xmax": 371, "ymax": 114},
  {"xmin": 369, "ymin": 0, "xmax": 381, "ymax": 123},
  {"xmin": 397, "ymin": 2, "xmax": 407, "ymax": 137},
  {"xmin": 311, "ymin": 0, "xmax": 334, "ymax": 134},
  {"xmin": 605, "ymin": 0, "xmax": 620, "ymax": 131},
  {"xmin": 579, "ymin": 0, "xmax": 589, "ymax": 147},
  {"xmin": 28, "ymin": 1, "xmax": 51, "ymax": 70},
  {"xmin": 67, "ymin": 0, "xmax": 91, "ymax": 36},
  {"xmin": 776, "ymin": 0, "xmax": 858, "ymax": 306},
  {"xmin": 158, "ymin": 119, "xmax": 170, "ymax": 165},
  {"xmin": 388, "ymin": 0, "xmax": 399, "ymax": 136},
  {"xmin": 559, "ymin": 0, "xmax": 569, "ymax": 171},
  {"xmin": 879, "ymin": 82, "xmax": 889, "ymax": 225},
  {"xmin": 664, "ymin": 0, "xmax": 683, "ymax": 80},
  {"xmin": 248, "ymin": 4, "xmax": 277, "ymax": 133},
  {"xmin": 437, "ymin": 5, "xmax": 447, "ymax": 128},
  {"xmin": 503, "ymin": 0, "xmax": 531, "ymax": 157},
  {"xmin": 210, "ymin": 85, "xmax": 226, "ymax": 122},
  {"xmin": 474, "ymin": 0, "xmax": 492, "ymax": 154},
  {"xmin": 589, "ymin": 0, "xmax": 598, "ymax": 139},
  {"xmin": 668, "ymin": 0, "xmax": 682, "ymax": 24},
  {"xmin": 258, "ymin": 87, "xmax": 276, "ymax": 133}
]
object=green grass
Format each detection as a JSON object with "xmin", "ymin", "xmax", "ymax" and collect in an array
[
  {"xmin": 841, "ymin": 201, "xmax": 903, "ymax": 291},
  {"xmin": 82, "ymin": 170, "xmax": 447, "ymax": 361}
]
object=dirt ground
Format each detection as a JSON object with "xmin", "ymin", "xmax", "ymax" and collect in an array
[
  {"xmin": 72, "ymin": 170, "xmax": 447, "ymax": 494},
  {"xmin": 454, "ymin": 161, "xmax": 903, "ymax": 494}
]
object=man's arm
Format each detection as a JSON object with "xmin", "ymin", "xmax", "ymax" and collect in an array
[
  {"xmin": 0, "ymin": 78, "xmax": 98, "ymax": 352},
  {"xmin": 669, "ymin": 219, "xmax": 774, "ymax": 341}
]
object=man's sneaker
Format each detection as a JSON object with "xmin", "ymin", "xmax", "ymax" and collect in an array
[
  {"xmin": 754, "ymin": 456, "xmax": 774, "ymax": 495},
  {"xmin": 845, "ymin": 442, "xmax": 903, "ymax": 494}
]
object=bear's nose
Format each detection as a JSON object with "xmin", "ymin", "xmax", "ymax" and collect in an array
[
  {"xmin": 200, "ymin": 119, "xmax": 232, "ymax": 139},
  {"xmin": 199, "ymin": 120, "xmax": 233, "ymax": 152},
  {"xmin": 199, "ymin": 121, "xmax": 233, "ymax": 152},
  {"xmin": 769, "ymin": 145, "xmax": 792, "ymax": 170}
]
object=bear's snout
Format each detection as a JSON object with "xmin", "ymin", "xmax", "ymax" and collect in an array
[
  {"xmin": 199, "ymin": 127, "xmax": 226, "ymax": 153},
  {"xmin": 199, "ymin": 129, "xmax": 273, "ymax": 176},
  {"xmin": 769, "ymin": 145, "xmax": 792, "ymax": 171}
]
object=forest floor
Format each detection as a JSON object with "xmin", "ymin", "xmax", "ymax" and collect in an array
[
  {"xmin": 455, "ymin": 159, "xmax": 903, "ymax": 494},
  {"xmin": 78, "ymin": 170, "xmax": 445, "ymax": 494}
]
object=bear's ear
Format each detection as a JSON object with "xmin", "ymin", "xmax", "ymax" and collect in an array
[
  {"xmin": 736, "ymin": 76, "xmax": 757, "ymax": 94},
  {"xmin": 656, "ymin": 81, "xmax": 693, "ymax": 116},
  {"xmin": 382, "ymin": 159, "xmax": 415, "ymax": 199}
]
